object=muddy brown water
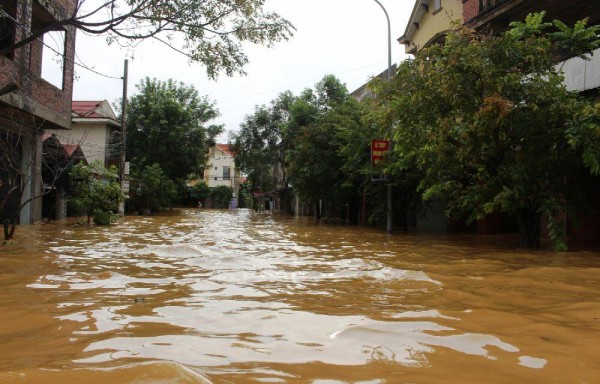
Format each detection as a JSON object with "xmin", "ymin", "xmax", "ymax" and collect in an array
[{"xmin": 0, "ymin": 209, "xmax": 599, "ymax": 383}]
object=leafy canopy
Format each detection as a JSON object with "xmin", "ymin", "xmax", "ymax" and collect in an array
[
  {"xmin": 69, "ymin": 161, "xmax": 124, "ymax": 225},
  {"xmin": 377, "ymin": 13, "xmax": 600, "ymax": 249},
  {"xmin": 0, "ymin": 0, "xmax": 294, "ymax": 78},
  {"xmin": 126, "ymin": 77, "xmax": 223, "ymax": 184}
]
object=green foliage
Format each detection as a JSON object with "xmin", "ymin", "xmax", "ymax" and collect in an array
[
  {"xmin": 0, "ymin": 0, "xmax": 295, "ymax": 79},
  {"xmin": 131, "ymin": 163, "xmax": 177, "ymax": 213},
  {"xmin": 126, "ymin": 78, "xmax": 223, "ymax": 203},
  {"xmin": 210, "ymin": 185, "xmax": 233, "ymax": 209},
  {"xmin": 377, "ymin": 14, "xmax": 600, "ymax": 249},
  {"xmin": 567, "ymin": 101, "xmax": 600, "ymax": 175},
  {"xmin": 69, "ymin": 161, "xmax": 124, "ymax": 225},
  {"xmin": 191, "ymin": 181, "xmax": 211, "ymax": 204},
  {"xmin": 230, "ymin": 91, "xmax": 295, "ymax": 197},
  {"xmin": 286, "ymin": 76, "xmax": 349, "ymax": 207}
]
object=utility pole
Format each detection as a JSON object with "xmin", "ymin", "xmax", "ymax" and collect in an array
[
  {"xmin": 372, "ymin": 0, "xmax": 393, "ymax": 233},
  {"xmin": 118, "ymin": 59, "xmax": 129, "ymax": 216}
]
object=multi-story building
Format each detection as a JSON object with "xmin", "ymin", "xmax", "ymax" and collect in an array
[
  {"xmin": 203, "ymin": 144, "xmax": 241, "ymax": 208},
  {"xmin": 0, "ymin": 0, "xmax": 77, "ymax": 224}
]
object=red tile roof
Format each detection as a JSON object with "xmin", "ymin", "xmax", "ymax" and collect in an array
[
  {"xmin": 72, "ymin": 101, "xmax": 103, "ymax": 118},
  {"xmin": 217, "ymin": 143, "xmax": 235, "ymax": 157},
  {"xmin": 62, "ymin": 144, "xmax": 80, "ymax": 156}
]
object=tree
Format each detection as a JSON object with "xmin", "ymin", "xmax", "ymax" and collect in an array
[
  {"xmin": 69, "ymin": 160, "xmax": 124, "ymax": 225},
  {"xmin": 286, "ymin": 75, "xmax": 353, "ymax": 219},
  {"xmin": 0, "ymin": 0, "xmax": 294, "ymax": 79},
  {"xmin": 209, "ymin": 185, "xmax": 233, "ymax": 209},
  {"xmin": 130, "ymin": 163, "xmax": 177, "ymax": 213},
  {"xmin": 126, "ymin": 77, "xmax": 223, "ymax": 188},
  {"xmin": 230, "ymin": 91, "xmax": 295, "ymax": 210},
  {"xmin": 377, "ymin": 13, "xmax": 600, "ymax": 249}
]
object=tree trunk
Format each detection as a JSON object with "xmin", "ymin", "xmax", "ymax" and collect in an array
[
  {"xmin": 517, "ymin": 208, "xmax": 542, "ymax": 248},
  {"xmin": 3, "ymin": 219, "xmax": 16, "ymax": 241}
]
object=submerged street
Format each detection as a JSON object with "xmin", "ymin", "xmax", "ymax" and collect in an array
[{"xmin": 1, "ymin": 209, "xmax": 599, "ymax": 383}]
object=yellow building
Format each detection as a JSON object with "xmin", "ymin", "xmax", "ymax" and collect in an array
[{"xmin": 398, "ymin": 0, "xmax": 463, "ymax": 54}]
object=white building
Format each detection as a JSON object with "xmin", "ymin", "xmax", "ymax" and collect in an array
[
  {"xmin": 204, "ymin": 144, "xmax": 242, "ymax": 208},
  {"xmin": 47, "ymin": 100, "xmax": 121, "ymax": 167}
]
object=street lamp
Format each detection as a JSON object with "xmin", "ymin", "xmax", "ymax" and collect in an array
[{"xmin": 372, "ymin": 0, "xmax": 393, "ymax": 233}]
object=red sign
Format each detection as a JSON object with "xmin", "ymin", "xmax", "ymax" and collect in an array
[{"xmin": 371, "ymin": 140, "xmax": 389, "ymax": 165}]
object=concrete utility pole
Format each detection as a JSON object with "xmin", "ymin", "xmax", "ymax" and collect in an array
[
  {"xmin": 372, "ymin": 0, "xmax": 393, "ymax": 234},
  {"xmin": 118, "ymin": 59, "xmax": 129, "ymax": 216}
]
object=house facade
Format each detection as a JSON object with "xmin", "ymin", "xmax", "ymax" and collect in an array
[
  {"xmin": 47, "ymin": 100, "xmax": 122, "ymax": 167},
  {"xmin": 398, "ymin": 0, "xmax": 464, "ymax": 54},
  {"xmin": 0, "ymin": 0, "xmax": 77, "ymax": 224},
  {"xmin": 204, "ymin": 144, "xmax": 241, "ymax": 208}
]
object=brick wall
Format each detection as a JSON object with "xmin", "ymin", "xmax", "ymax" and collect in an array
[
  {"xmin": 0, "ymin": 0, "xmax": 77, "ymax": 127},
  {"xmin": 462, "ymin": 0, "xmax": 479, "ymax": 22}
]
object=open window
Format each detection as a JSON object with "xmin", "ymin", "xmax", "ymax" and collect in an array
[
  {"xmin": 30, "ymin": 1, "xmax": 65, "ymax": 89},
  {"xmin": 0, "ymin": 0, "xmax": 17, "ymax": 60},
  {"xmin": 40, "ymin": 29, "xmax": 65, "ymax": 89}
]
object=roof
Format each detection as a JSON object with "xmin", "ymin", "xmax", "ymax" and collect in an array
[
  {"xmin": 41, "ymin": 132, "xmax": 87, "ymax": 163},
  {"xmin": 72, "ymin": 101, "xmax": 103, "ymax": 118},
  {"xmin": 216, "ymin": 143, "xmax": 235, "ymax": 157},
  {"xmin": 72, "ymin": 100, "xmax": 120, "ymax": 125}
]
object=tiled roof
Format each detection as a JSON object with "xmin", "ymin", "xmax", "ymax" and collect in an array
[
  {"xmin": 62, "ymin": 144, "xmax": 80, "ymax": 156},
  {"xmin": 72, "ymin": 100, "xmax": 103, "ymax": 118},
  {"xmin": 217, "ymin": 143, "xmax": 235, "ymax": 157}
]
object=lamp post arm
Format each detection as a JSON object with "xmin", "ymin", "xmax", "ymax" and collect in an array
[{"xmin": 372, "ymin": 0, "xmax": 392, "ymax": 81}]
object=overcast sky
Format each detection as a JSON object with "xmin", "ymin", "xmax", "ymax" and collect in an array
[{"xmin": 71, "ymin": 0, "xmax": 415, "ymax": 141}]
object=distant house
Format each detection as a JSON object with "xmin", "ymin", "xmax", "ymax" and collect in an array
[
  {"xmin": 46, "ymin": 100, "xmax": 122, "ymax": 167},
  {"xmin": 204, "ymin": 144, "xmax": 242, "ymax": 208},
  {"xmin": 0, "ymin": 0, "xmax": 78, "ymax": 225}
]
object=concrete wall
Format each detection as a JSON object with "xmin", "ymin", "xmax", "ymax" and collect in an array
[
  {"xmin": 560, "ymin": 48, "xmax": 600, "ymax": 92},
  {"xmin": 48, "ymin": 122, "xmax": 112, "ymax": 165}
]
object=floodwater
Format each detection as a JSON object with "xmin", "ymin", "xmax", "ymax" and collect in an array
[{"xmin": 1, "ymin": 209, "xmax": 599, "ymax": 383}]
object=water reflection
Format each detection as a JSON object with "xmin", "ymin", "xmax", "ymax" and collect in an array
[{"xmin": 0, "ymin": 209, "xmax": 599, "ymax": 383}]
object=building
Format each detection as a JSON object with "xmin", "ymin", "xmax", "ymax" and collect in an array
[
  {"xmin": 398, "ymin": 0, "xmax": 464, "ymax": 54},
  {"xmin": 464, "ymin": 0, "xmax": 600, "ymax": 94},
  {"xmin": 463, "ymin": 0, "xmax": 600, "ymax": 31},
  {"xmin": 47, "ymin": 100, "xmax": 122, "ymax": 167},
  {"xmin": 204, "ymin": 144, "xmax": 241, "ymax": 208},
  {"xmin": 0, "ymin": 0, "xmax": 77, "ymax": 225}
]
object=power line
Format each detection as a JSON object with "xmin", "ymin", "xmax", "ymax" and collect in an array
[{"xmin": 0, "ymin": 9, "xmax": 122, "ymax": 80}]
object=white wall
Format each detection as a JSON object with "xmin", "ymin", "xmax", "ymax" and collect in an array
[
  {"xmin": 48, "ymin": 122, "xmax": 110, "ymax": 165},
  {"xmin": 560, "ymin": 48, "xmax": 600, "ymax": 92},
  {"xmin": 204, "ymin": 147, "xmax": 236, "ymax": 189}
]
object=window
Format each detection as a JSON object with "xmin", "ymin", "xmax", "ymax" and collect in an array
[
  {"xmin": 479, "ymin": 0, "xmax": 499, "ymax": 12},
  {"xmin": 223, "ymin": 166, "xmax": 231, "ymax": 180},
  {"xmin": 0, "ymin": 0, "xmax": 17, "ymax": 59},
  {"xmin": 433, "ymin": 0, "xmax": 442, "ymax": 12},
  {"xmin": 40, "ymin": 30, "xmax": 66, "ymax": 89}
]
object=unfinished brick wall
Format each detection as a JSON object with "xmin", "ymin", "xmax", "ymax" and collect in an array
[
  {"xmin": 462, "ymin": 0, "xmax": 480, "ymax": 22},
  {"xmin": 0, "ymin": 0, "xmax": 77, "ymax": 126}
]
